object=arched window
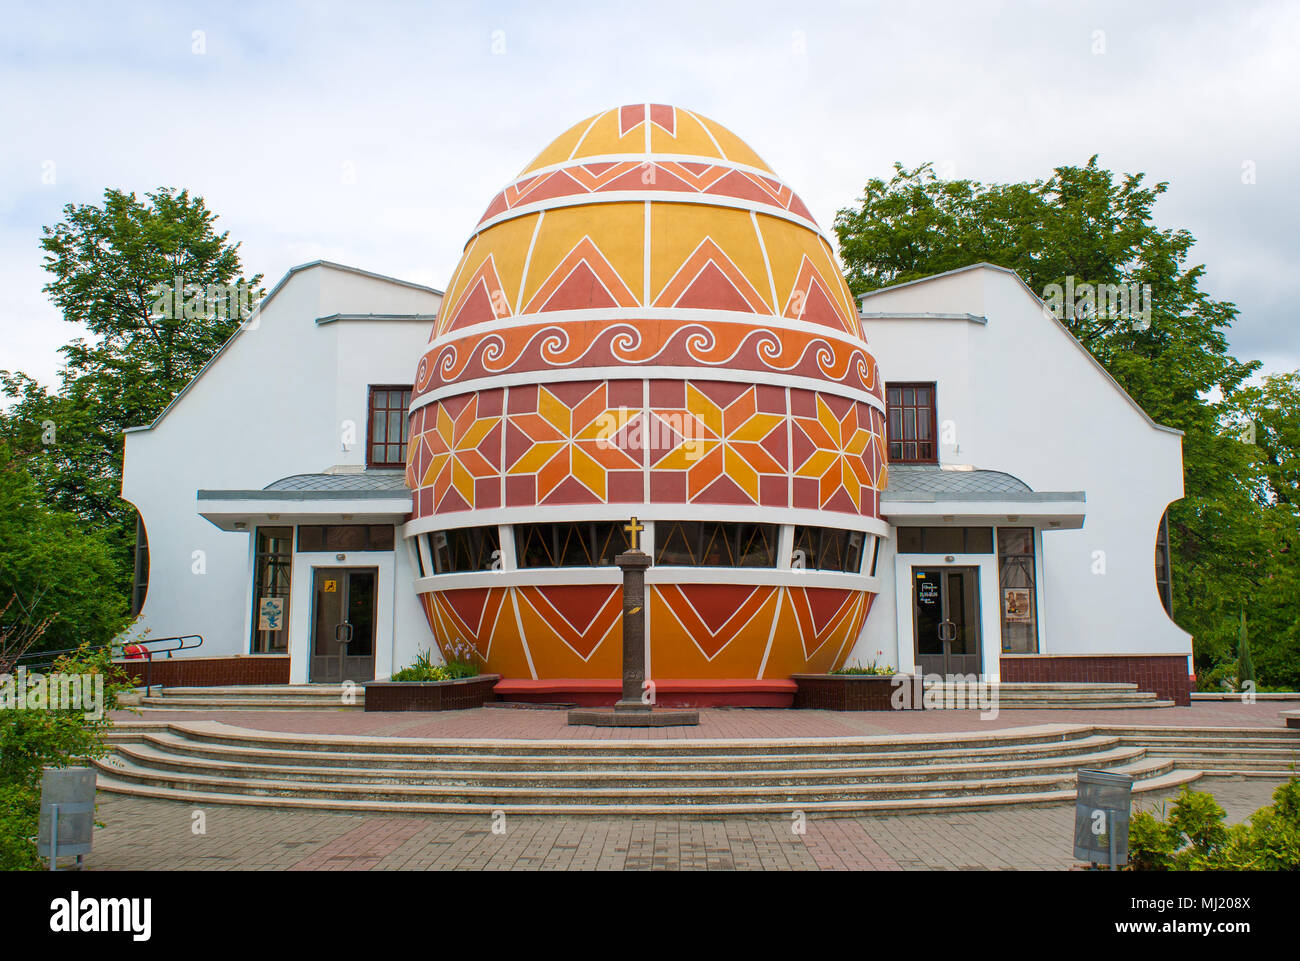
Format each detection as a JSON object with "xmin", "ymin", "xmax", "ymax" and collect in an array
[
  {"xmin": 131, "ymin": 516, "xmax": 149, "ymax": 616},
  {"xmin": 1154, "ymin": 511, "xmax": 1173, "ymax": 616}
]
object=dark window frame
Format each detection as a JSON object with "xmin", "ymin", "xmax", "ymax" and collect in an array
[
  {"xmin": 250, "ymin": 526, "xmax": 293, "ymax": 654},
  {"xmin": 885, "ymin": 381, "xmax": 938, "ymax": 464},
  {"xmin": 515, "ymin": 522, "xmax": 630, "ymax": 569},
  {"xmin": 654, "ymin": 521, "xmax": 779, "ymax": 568},
  {"xmin": 792, "ymin": 525, "xmax": 866, "ymax": 573},
  {"xmin": 431, "ymin": 526, "xmax": 501, "ymax": 573},
  {"xmin": 131, "ymin": 516, "xmax": 150, "ymax": 616},
  {"xmin": 1155, "ymin": 511, "xmax": 1173, "ymax": 617},
  {"xmin": 367, "ymin": 385, "xmax": 413, "ymax": 468}
]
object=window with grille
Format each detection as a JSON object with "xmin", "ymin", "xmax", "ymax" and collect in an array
[
  {"xmin": 654, "ymin": 522, "xmax": 778, "ymax": 567},
  {"xmin": 131, "ymin": 516, "xmax": 150, "ymax": 616},
  {"xmin": 430, "ymin": 527, "xmax": 501, "ymax": 573},
  {"xmin": 250, "ymin": 526, "xmax": 292, "ymax": 653},
  {"xmin": 368, "ymin": 385, "xmax": 412, "ymax": 468},
  {"xmin": 886, "ymin": 382, "xmax": 937, "ymax": 463},
  {"xmin": 1155, "ymin": 510, "xmax": 1173, "ymax": 616},
  {"xmin": 792, "ymin": 526, "xmax": 867, "ymax": 573},
  {"xmin": 997, "ymin": 527, "xmax": 1039, "ymax": 653},
  {"xmin": 515, "ymin": 522, "xmax": 631, "ymax": 568}
]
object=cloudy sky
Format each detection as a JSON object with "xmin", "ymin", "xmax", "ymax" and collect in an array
[{"xmin": 2, "ymin": 0, "xmax": 1297, "ymax": 387}]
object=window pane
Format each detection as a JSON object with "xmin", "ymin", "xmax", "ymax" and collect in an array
[
  {"xmin": 925, "ymin": 527, "xmax": 963, "ymax": 554},
  {"xmin": 998, "ymin": 527, "xmax": 1038, "ymax": 653},
  {"xmin": 903, "ymin": 387, "xmax": 914, "ymax": 405}
]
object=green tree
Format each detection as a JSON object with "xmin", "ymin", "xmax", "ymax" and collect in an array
[
  {"xmin": 0, "ymin": 187, "xmax": 262, "ymax": 597},
  {"xmin": 0, "ymin": 439, "xmax": 130, "ymax": 653},
  {"xmin": 834, "ymin": 160, "xmax": 1298, "ymax": 686}
]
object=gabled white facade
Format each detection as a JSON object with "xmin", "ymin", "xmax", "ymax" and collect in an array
[
  {"xmin": 121, "ymin": 262, "xmax": 441, "ymax": 682},
  {"xmin": 851, "ymin": 264, "xmax": 1190, "ymax": 679},
  {"xmin": 120, "ymin": 259, "xmax": 1190, "ymax": 689}
]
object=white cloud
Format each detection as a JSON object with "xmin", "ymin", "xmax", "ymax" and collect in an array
[{"xmin": 1, "ymin": 0, "xmax": 1296, "ymax": 386}]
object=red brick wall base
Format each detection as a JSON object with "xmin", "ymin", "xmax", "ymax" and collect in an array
[
  {"xmin": 999, "ymin": 654, "xmax": 1192, "ymax": 706},
  {"xmin": 116, "ymin": 655, "xmax": 290, "ymax": 688}
]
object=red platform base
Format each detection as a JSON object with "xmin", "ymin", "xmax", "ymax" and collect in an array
[{"xmin": 493, "ymin": 678, "xmax": 797, "ymax": 708}]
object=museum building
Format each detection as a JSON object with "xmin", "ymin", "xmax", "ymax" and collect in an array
[{"xmin": 119, "ymin": 104, "xmax": 1193, "ymax": 705}]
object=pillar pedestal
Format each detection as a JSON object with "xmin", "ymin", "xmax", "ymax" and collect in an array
[{"xmin": 568, "ymin": 548, "xmax": 699, "ymax": 727}]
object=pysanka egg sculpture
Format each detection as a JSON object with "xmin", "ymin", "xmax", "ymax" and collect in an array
[{"xmin": 405, "ymin": 104, "xmax": 888, "ymax": 683}]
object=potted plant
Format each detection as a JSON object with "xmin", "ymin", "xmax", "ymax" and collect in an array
[
  {"xmin": 791, "ymin": 652, "xmax": 921, "ymax": 711},
  {"xmin": 362, "ymin": 645, "xmax": 499, "ymax": 712}
]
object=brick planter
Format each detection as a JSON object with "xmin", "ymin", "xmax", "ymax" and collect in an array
[
  {"xmin": 362, "ymin": 674, "xmax": 500, "ymax": 712},
  {"xmin": 791, "ymin": 674, "xmax": 921, "ymax": 711}
]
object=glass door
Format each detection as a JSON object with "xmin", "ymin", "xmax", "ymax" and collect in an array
[
  {"xmin": 912, "ymin": 566, "xmax": 982, "ymax": 677},
  {"xmin": 309, "ymin": 567, "xmax": 377, "ymax": 683}
]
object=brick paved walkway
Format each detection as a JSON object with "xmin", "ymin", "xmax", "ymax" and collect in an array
[
  {"xmin": 111, "ymin": 700, "xmax": 1293, "ymax": 739},
  {"xmin": 85, "ymin": 777, "xmax": 1286, "ymax": 871}
]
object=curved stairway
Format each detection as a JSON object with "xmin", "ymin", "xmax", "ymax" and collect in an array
[
  {"xmin": 96, "ymin": 721, "xmax": 1201, "ymax": 816},
  {"xmin": 1106, "ymin": 726, "xmax": 1300, "ymax": 778},
  {"xmin": 130, "ymin": 681, "xmax": 1170, "ymax": 712}
]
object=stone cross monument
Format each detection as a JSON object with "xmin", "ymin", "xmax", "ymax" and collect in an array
[{"xmin": 567, "ymin": 517, "xmax": 700, "ymax": 727}]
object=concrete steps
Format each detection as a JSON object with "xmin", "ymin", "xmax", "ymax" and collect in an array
[
  {"xmin": 131, "ymin": 681, "xmax": 1172, "ymax": 712},
  {"xmin": 138, "ymin": 685, "xmax": 363, "ymax": 712},
  {"xmin": 923, "ymin": 682, "xmax": 1173, "ymax": 710},
  {"xmin": 1106, "ymin": 726, "xmax": 1300, "ymax": 779},
  {"xmin": 94, "ymin": 721, "xmax": 1200, "ymax": 816}
]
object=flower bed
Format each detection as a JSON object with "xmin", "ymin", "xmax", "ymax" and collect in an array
[
  {"xmin": 362, "ymin": 674, "xmax": 500, "ymax": 712},
  {"xmin": 790, "ymin": 673, "xmax": 923, "ymax": 711}
]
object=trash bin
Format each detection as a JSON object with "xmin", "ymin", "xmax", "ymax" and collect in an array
[{"xmin": 1074, "ymin": 769, "xmax": 1132, "ymax": 870}]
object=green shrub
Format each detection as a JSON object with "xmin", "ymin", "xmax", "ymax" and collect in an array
[
  {"xmin": 0, "ymin": 643, "xmax": 130, "ymax": 870},
  {"xmin": 1128, "ymin": 779, "xmax": 1300, "ymax": 871},
  {"xmin": 389, "ymin": 649, "xmax": 479, "ymax": 682}
]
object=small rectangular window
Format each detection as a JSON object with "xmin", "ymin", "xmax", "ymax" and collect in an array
[
  {"xmin": 367, "ymin": 385, "xmax": 413, "ymax": 468},
  {"xmin": 885, "ymin": 381, "xmax": 938, "ymax": 464}
]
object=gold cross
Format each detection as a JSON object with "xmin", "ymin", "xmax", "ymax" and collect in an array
[{"xmin": 624, "ymin": 517, "xmax": 644, "ymax": 551}]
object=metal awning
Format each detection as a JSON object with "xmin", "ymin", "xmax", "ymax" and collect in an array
[
  {"xmin": 197, "ymin": 471, "xmax": 411, "ymax": 531},
  {"xmin": 881, "ymin": 465, "xmax": 1085, "ymax": 529}
]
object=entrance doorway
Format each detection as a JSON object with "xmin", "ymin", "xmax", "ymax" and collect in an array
[
  {"xmin": 912, "ymin": 566, "xmax": 982, "ymax": 677},
  {"xmin": 309, "ymin": 567, "xmax": 377, "ymax": 683}
]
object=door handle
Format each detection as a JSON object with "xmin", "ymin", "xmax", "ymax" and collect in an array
[{"xmin": 938, "ymin": 620, "xmax": 956, "ymax": 642}]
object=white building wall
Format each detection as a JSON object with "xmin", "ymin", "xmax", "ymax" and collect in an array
[
  {"xmin": 121, "ymin": 263, "xmax": 441, "ymax": 668},
  {"xmin": 848, "ymin": 266, "xmax": 1190, "ymax": 670}
]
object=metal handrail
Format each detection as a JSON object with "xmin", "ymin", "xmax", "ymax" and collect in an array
[{"xmin": 14, "ymin": 634, "xmax": 204, "ymax": 695}]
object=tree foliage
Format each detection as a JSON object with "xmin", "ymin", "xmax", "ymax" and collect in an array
[
  {"xmin": 835, "ymin": 160, "xmax": 1299, "ymax": 687},
  {"xmin": 0, "ymin": 188, "xmax": 261, "ymax": 634}
]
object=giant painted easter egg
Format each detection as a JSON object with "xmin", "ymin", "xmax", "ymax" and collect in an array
[{"xmin": 405, "ymin": 104, "xmax": 887, "ymax": 682}]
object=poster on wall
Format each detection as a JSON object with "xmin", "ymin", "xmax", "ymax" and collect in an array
[
  {"xmin": 258, "ymin": 597, "xmax": 285, "ymax": 631},
  {"xmin": 1002, "ymin": 588, "xmax": 1032, "ymax": 622}
]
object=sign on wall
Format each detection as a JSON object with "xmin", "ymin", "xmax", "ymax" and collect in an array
[
  {"xmin": 258, "ymin": 597, "xmax": 285, "ymax": 631},
  {"xmin": 1002, "ymin": 588, "xmax": 1032, "ymax": 622}
]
